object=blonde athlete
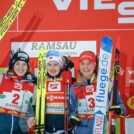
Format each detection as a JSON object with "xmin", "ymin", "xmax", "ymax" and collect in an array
[{"xmin": 69, "ymin": 51, "xmax": 126, "ymax": 134}]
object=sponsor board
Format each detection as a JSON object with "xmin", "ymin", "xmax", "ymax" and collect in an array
[
  {"xmin": 127, "ymin": 96, "xmax": 134, "ymax": 110},
  {"xmin": 125, "ymin": 67, "xmax": 134, "ymax": 87},
  {"xmin": 11, "ymin": 41, "xmax": 96, "ymax": 57}
]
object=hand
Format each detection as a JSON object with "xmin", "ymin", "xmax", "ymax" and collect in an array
[
  {"xmin": 26, "ymin": 117, "xmax": 36, "ymax": 128},
  {"xmin": 69, "ymin": 116, "xmax": 81, "ymax": 126},
  {"xmin": 20, "ymin": 112, "xmax": 26, "ymax": 118},
  {"xmin": 62, "ymin": 56, "xmax": 74, "ymax": 71},
  {"xmin": 109, "ymin": 105, "xmax": 123, "ymax": 115},
  {"xmin": 26, "ymin": 73, "xmax": 37, "ymax": 85}
]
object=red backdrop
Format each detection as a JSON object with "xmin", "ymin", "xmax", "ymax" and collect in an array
[{"xmin": 0, "ymin": 0, "xmax": 134, "ymax": 133}]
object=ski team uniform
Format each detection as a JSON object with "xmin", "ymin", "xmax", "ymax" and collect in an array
[
  {"xmin": 69, "ymin": 74, "xmax": 126, "ymax": 134},
  {"xmin": 0, "ymin": 72, "xmax": 35, "ymax": 134},
  {"xmin": 46, "ymin": 75, "xmax": 71, "ymax": 134}
]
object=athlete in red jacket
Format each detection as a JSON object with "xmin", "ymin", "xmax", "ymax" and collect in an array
[{"xmin": 0, "ymin": 50, "xmax": 36, "ymax": 134}]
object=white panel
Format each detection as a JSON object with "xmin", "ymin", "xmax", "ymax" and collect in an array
[
  {"xmin": 11, "ymin": 41, "xmax": 96, "ymax": 57},
  {"xmin": 125, "ymin": 118, "xmax": 134, "ymax": 134}
]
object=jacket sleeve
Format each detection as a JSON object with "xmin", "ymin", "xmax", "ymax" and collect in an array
[
  {"xmin": 116, "ymin": 91, "xmax": 126, "ymax": 115},
  {"xmin": 108, "ymin": 90, "xmax": 126, "ymax": 115},
  {"xmin": 69, "ymin": 84, "xmax": 78, "ymax": 118}
]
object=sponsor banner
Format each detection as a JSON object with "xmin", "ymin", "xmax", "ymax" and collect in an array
[
  {"xmin": 46, "ymin": 93, "xmax": 65, "ymax": 103},
  {"xmin": 127, "ymin": 96, "xmax": 134, "ymax": 110},
  {"xmin": 95, "ymin": 44, "xmax": 112, "ymax": 114},
  {"xmin": 50, "ymin": 0, "xmax": 134, "ymax": 26},
  {"xmin": 125, "ymin": 67, "xmax": 134, "ymax": 87},
  {"xmin": 1, "ymin": 1, "xmax": 134, "ymax": 32},
  {"xmin": 93, "ymin": 111, "xmax": 105, "ymax": 134},
  {"xmin": 2, "ymin": 0, "xmax": 133, "ymax": 31},
  {"xmin": 93, "ymin": 37, "xmax": 113, "ymax": 134},
  {"xmin": 46, "ymin": 103, "xmax": 64, "ymax": 114},
  {"xmin": 11, "ymin": 41, "xmax": 96, "ymax": 57},
  {"xmin": 0, "ymin": 107, "xmax": 19, "ymax": 116}
]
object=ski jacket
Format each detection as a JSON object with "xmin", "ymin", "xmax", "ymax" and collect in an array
[
  {"xmin": 45, "ymin": 71, "xmax": 72, "ymax": 133},
  {"xmin": 0, "ymin": 72, "xmax": 35, "ymax": 134},
  {"xmin": 69, "ymin": 74, "xmax": 126, "ymax": 134}
]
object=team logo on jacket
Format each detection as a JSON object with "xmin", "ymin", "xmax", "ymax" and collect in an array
[
  {"xmin": 48, "ymin": 82, "xmax": 61, "ymax": 91},
  {"xmin": 14, "ymin": 83, "xmax": 22, "ymax": 90},
  {"xmin": 86, "ymin": 85, "xmax": 94, "ymax": 92}
]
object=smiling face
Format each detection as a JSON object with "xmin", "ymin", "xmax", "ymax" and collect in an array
[
  {"xmin": 13, "ymin": 61, "xmax": 28, "ymax": 76},
  {"xmin": 79, "ymin": 59, "xmax": 96, "ymax": 79},
  {"xmin": 47, "ymin": 60, "xmax": 61, "ymax": 77}
]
